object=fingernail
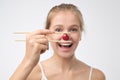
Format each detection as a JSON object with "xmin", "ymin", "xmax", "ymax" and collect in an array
[{"xmin": 47, "ymin": 44, "xmax": 49, "ymax": 50}]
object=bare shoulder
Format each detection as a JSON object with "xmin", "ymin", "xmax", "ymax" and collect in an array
[
  {"xmin": 92, "ymin": 68, "xmax": 106, "ymax": 80},
  {"xmin": 26, "ymin": 64, "xmax": 41, "ymax": 80}
]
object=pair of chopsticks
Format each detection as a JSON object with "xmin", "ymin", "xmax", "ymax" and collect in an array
[{"xmin": 13, "ymin": 32, "xmax": 72, "ymax": 43}]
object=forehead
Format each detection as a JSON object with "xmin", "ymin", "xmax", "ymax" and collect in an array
[{"xmin": 50, "ymin": 11, "xmax": 80, "ymax": 27}]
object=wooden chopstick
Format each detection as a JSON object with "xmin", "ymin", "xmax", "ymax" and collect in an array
[
  {"xmin": 14, "ymin": 32, "xmax": 72, "ymax": 42},
  {"xmin": 48, "ymin": 40, "xmax": 72, "ymax": 43},
  {"xmin": 13, "ymin": 32, "xmax": 69, "ymax": 34},
  {"xmin": 15, "ymin": 39, "xmax": 72, "ymax": 43},
  {"xmin": 13, "ymin": 32, "xmax": 30, "ymax": 34},
  {"xmin": 15, "ymin": 40, "xmax": 26, "ymax": 42}
]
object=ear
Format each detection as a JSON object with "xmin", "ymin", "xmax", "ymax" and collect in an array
[{"xmin": 79, "ymin": 32, "xmax": 82, "ymax": 41}]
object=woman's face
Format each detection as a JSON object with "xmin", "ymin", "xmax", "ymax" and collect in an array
[{"xmin": 49, "ymin": 11, "xmax": 82, "ymax": 58}]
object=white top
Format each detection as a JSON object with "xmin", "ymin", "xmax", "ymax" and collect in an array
[{"xmin": 39, "ymin": 63, "xmax": 93, "ymax": 80}]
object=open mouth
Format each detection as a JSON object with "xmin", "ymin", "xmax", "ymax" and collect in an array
[{"xmin": 58, "ymin": 43, "xmax": 73, "ymax": 48}]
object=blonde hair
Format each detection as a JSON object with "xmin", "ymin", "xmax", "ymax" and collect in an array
[{"xmin": 45, "ymin": 3, "xmax": 84, "ymax": 31}]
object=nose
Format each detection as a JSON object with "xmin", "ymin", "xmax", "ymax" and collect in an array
[{"xmin": 62, "ymin": 33, "xmax": 69, "ymax": 40}]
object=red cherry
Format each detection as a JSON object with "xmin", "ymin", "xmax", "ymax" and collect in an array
[{"xmin": 62, "ymin": 33, "xmax": 69, "ymax": 40}]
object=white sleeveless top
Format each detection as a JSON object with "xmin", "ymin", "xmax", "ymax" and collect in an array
[{"xmin": 39, "ymin": 63, "xmax": 93, "ymax": 80}]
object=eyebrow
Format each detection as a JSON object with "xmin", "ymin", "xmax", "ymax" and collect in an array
[
  {"xmin": 52, "ymin": 24, "xmax": 63, "ymax": 28},
  {"xmin": 70, "ymin": 24, "xmax": 80, "ymax": 28},
  {"xmin": 49, "ymin": 25, "xmax": 63, "ymax": 30},
  {"xmin": 52, "ymin": 24, "xmax": 80, "ymax": 28}
]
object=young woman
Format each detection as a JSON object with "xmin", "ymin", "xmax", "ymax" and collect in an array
[{"xmin": 10, "ymin": 3, "xmax": 105, "ymax": 80}]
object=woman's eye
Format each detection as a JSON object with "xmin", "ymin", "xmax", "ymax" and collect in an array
[
  {"xmin": 55, "ymin": 28, "xmax": 62, "ymax": 32},
  {"xmin": 70, "ymin": 28, "xmax": 78, "ymax": 32}
]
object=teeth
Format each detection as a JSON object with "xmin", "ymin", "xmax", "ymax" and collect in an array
[
  {"xmin": 60, "ymin": 44, "xmax": 71, "ymax": 46},
  {"xmin": 59, "ymin": 43, "xmax": 73, "ymax": 47}
]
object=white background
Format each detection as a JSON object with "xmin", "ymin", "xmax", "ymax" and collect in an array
[{"xmin": 0, "ymin": 0, "xmax": 120, "ymax": 80}]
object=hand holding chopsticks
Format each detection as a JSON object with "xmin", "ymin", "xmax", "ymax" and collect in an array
[{"xmin": 13, "ymin": 30, "xmax": 72, "ymax": 43}]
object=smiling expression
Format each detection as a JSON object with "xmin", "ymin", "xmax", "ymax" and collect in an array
[{"xmin": 49, "ymin": 11, "xmax": 82, "ymax": 58}]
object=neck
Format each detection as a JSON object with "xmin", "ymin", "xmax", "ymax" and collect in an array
[{"xmin": 51, "ymin": 53, "xmax": 77, "ymax": 72}]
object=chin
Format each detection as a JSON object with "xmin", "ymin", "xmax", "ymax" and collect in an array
[
  {"xmin": 55, "ymin": 51, "xmax": 75, "ymax": 59},
  {"xmin": 51, "ymin": 41, "xmax": 78, "ymax": 58}
]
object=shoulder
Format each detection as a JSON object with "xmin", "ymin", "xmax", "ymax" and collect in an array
[
  {"xmin": 92, "ymin": 68, "xmax": 106, "ymax": 80},
  {"xmin": 26, "ymin": 64, "xmax": 41, "ymax": 80}
]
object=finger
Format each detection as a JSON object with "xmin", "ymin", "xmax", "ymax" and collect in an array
[
  {"xmin": 32, "ymin": 43, "xmax": 48, "ymax": 54},
  {"xmin": 37, "ymin": 43, "xmax": 48, "ymax": 53},
  {"xmin": 32, "ymin": 29, "xmax": 54, "ymax": 35},
  {"xmin": 34, "ymin": 38, "xmax": 48, "ymax": 45},
  {"xmin": 32, "ymin": 35, "xmax": 46, "ymax": 39},
  {"xmin": 26, "ymin": 34, "xmax": 46, "ymax": 41}
]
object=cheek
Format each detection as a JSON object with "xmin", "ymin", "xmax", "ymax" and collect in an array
[
  {"xmin": 72, "ymin": 33, "xmax": 81, "ymax": 41},
  {"xmin": 52, "ymin": 34, "xmax": 60, "ymax": 40},
  {"xmin": 49, "ymin": 33, "xmax": 62, "ymax": 41},
  {"xmin": 50, "ymin": 42, "xmax": 58, "ymax": 51},
  {"xmin": 49, "ymin": 28, "xmax": 61, "ymax": 40}
]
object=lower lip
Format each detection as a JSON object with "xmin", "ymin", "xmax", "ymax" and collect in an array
[{"xmin": 58, "ymin": 45, "xmax": 72, "ymax": 52}]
